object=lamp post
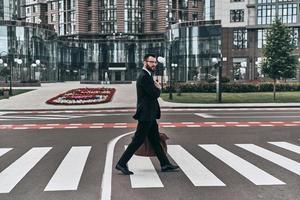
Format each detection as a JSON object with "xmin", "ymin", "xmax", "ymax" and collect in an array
[
  {"xmin": 157, "ymin": 56, "xmax": 166, "ymax": 91},
  {"xmin": 31, "ymin": 63, "xmax": 37, "ymax": 80},
  {"xmin": 212, "ymin": 57, "xmax": 222, "ymax": 103},
  {"xmin": 0, "ymin": 51, "xmax": 13, "ymax": 95}
]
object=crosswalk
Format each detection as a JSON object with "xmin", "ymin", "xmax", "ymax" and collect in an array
[{"xmin": 0, "ymin": 141, "xmax": 299, "ymax": 193}]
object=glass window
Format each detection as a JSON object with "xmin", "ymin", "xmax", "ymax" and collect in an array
[
  {"xmin": 0, "ymin": 26, "xmax": 8, "ymax": 52},
  {"xmin": 257, "ymin": 5, "xmax": 276, "ymax": 25},
  {"xmin": 233, "ymin": 29, "xmax": 247, "ymax": 48},
  {"xmin": 257, "ymin": 29, "xmax": 267, "ymax": 48},
  {"xmin": 278, "ymin": 4, "xmax": 297, "ymax": 24},
  {"xmin": 230, "ymin": 10, "xmax": 244, "ymax": 22}
]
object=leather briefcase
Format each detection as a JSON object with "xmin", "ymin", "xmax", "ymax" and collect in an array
[{"xmin": 134, "ymin": 132, "xmax": 169, "ymax": 157}]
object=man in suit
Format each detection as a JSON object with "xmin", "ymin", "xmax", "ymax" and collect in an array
[{"xmin": 115, "ymin": 53, "xmax": 179, "ymax": 175}]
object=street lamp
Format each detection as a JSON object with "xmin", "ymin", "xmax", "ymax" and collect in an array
[
  {"xmin": 0, "ymin": 51, "xmax": 13, "ymax": 95},
  {"xmin": 212, "ymin": 57, "xmax": 222, "ymax": 103},
  {"xmin": 157, "ymin": 56, "xmax": 166, "ymax": 91},
  {"xmin": 31, "ymin": 63, "xmax": 37, "ymax": 80}
]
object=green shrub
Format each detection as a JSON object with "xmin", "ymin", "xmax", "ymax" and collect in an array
[{"xmin": 163, "ymin": 82, "xmax": 300, "ymax": 93}]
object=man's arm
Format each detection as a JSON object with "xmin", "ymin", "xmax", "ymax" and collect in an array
[{"xmin": 141, "ymin": 76, "xmax": 161, "ymax": 99}]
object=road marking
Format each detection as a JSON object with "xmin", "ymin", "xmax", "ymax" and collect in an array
[
  {"xmin": 195, "ymin": 113, "xmax": 215, "ymax": 118},
  {"xmin": 3, "ymin": 121, "xmax": 300, "ymax": 130},
  {"xmin": 13, "ymin": 127, "xmax": 29, "ymax": 130},
  {"xmin": 0, "ymin": 148, "xmax": 12, "ymax": 157},
  {"xmin": 0, "ymin": 147, "xmax": 52, "ymax": 193},
  {"xmin": 236, "ymin": 144, "xmax": 300, "ymax": 176},
  {"xmin": 113, "ymin": 126, "xmax": 127, "ymax": 128},
  {"xmin": 45, "ymin": 146, "xmax": 91, "ymax": 191},
  {"xmin": 90, "ymin": 126, "xmax": 104, "ymax": 129},
  {"xmin": 186, "ymin": 125, "xmax": 201, "ymax": 127},
  {"xmin": 199, "ymin": 144, "xmax": 285, "ymax": 185},
  {"xmin": 126, "ymin": 146, "xmax": 163, "ymax": 188},
  {"xmin": 39, "ymin": 127, "xmax": 54, "ymax": 129},
  {"xmin": 268, "ymin": 142, "xmax": 300, "ymax": 154},
  {"xmin": 283, "ymin": 124, "xmax": 298, "ymax": 126},
  {"xmin": 100, "ymin": 131, "xmax": 135, "ymax": 200},
  {"xmin": 181, "ymin": 122, "xmax": 195, "ymax": 124},
  {"xmin": 162, "ymin": 125, "xmax": 176, "ymax": 128},
  {"xmin": 211, "ymin": 125, "xmax": 226, "ymax": 127},
  {"xmin": 235, "ymin": 125, "xmax": 250, "ymax": 127},
  {"xmin": 168, "ymin": 145, "xmax": 225, "ymax": 186}
]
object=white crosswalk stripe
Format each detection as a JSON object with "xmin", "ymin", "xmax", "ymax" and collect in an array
[
  {"xmin": 168, "ymin": 145, "xmax": 225, "ymax": 186},
  {"xmin": 126, "ymin": 146, "xmax": 164, "ymax": 188},
  {"xmin": 44, "ymin": 146, "xmax": 91, "ymax": 191},
  {"xmin": 236, "ymin": 144, "xmax": 300, "ymax": 176},
  {"xmin": 268, "ymin": 142, "xmax": 300, "ymax": 155},
  {"xmin": 1, "ymin": 141, "xmax": 300, "ymax": 193},
  {"xmin": 199, "ymin": 144, "xmax": 285, "ymax": 185},
  {"xmin": 0, "ymin": 148, "xmax": 12, "ymax": 157},
  {"xmin": 0, "ymin": 147, "xmax": 52, "ymax": 193}
]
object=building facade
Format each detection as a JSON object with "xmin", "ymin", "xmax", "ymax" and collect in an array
[
  {"xmin": 214, "ymin": 0, "xmax": 300, "ymax": 81},
  {"xmin": 2, "ymin": 0, "xmax": 300, "ymax": 83}
]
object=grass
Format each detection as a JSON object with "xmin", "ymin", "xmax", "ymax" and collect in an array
[
  {"xmin": 0, "ymin": 89, "xmax": 34, "ymax": 100},
  {"xmin": 161, "ymin": 92, "xmax": 300, "ymax": 103}
]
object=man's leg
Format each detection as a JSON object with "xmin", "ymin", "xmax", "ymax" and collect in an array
[
  {"xmin": 147, "ymin": 121, "xmax": 171, "ymax": 167},
  {"xmin": 117, "ymin": 121, "xmax": 151, "ymax": 166}
]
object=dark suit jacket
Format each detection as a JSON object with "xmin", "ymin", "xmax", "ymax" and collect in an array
[{"xmin": 133, "ymin": 69, "xmax": 161, "ymax": 121}]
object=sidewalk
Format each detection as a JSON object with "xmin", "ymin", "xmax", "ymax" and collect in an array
[{"xmin": 1, "ymin": 81, "xmax": 300, "ymax": 111}]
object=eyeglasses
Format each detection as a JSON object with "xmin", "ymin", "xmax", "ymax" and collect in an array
[{"xmin": 146, "ymin": 61, "xmax": 157, "ymax": 64}]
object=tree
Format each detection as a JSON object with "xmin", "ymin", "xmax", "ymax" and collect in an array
[
  {"xmin": 261, "ymin": 17, "xmax": 297, "ymax": 100},
  {"xmin": 0, "ymin": 67, "xmax": 10, "ymax": 83}
]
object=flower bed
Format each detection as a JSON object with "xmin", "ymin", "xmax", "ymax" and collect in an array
[{"xmin": 46, "ymin": 87, "xmax": 116, "ymax": 105}]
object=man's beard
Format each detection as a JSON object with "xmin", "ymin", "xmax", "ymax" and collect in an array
[{"xmin": 145, "ymin": 64, "xmax": 155, "ymax": 72}]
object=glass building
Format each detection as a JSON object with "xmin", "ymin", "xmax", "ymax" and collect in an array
[{"xmin": 167, "ymin": 20, "xmax": 221, "ymax": 82}]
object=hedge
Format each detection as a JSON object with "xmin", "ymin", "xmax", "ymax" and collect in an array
[{"xmin": 163, "ymin": 82, "xmax": 300, "ymax": 93}]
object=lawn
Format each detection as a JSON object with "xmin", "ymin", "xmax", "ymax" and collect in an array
[
  {"xmin": 160, "ymin": 92, "xmax": 300, "ymax": 103},
  {"xmin": 0, "ymin": 89, "xmax": 34, "ymax": 100}
]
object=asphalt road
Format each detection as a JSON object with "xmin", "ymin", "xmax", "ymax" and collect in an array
[{"xmin": 0, "ymin": 108, "xmax": 300, "ymax": 200}]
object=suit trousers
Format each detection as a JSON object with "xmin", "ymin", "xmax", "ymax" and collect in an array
[{"xmin": 117, "ymin": 120, "xmax": 170, "ymax": 167}]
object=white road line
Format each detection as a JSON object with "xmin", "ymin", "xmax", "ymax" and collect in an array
[
  {"xmin": 113, "ymin": 126, "xmax": 127, "ymax": 128},
  {"xmin": 186, "ymin": 125, "xmax": 201, "ymax": 127},
  {"xmin": 0, "ymin": 147, "xmax": 52, "ymax": 193},
  {"xmin": 283, "ymin": 124, "xmax": 298, "ymax": 126},
  {"xmin": 44, "ymin": 146, "xmax": 91, "ymax": 191},
  {"xmin": 199, "ymin": 144, "xmax": 285, "ymax": 185},
  {"xmin": 100, "ymin": 131, "xmax": 134, "ymax": 200},
  {"xmin": 211, "ymin": 125, "xmax": 226, "ymax": 127},
  {"xmin": 13, "ymin": 127, "xmax": 29, "ymax": 130},
  {"xmin": 0, "ymin": 148, "xmax": 12, "ymax": 157},
  {"xmin": 39, "ymin": 127, "xmax": 54, "ymax": 129},
  {"xmin": 168, "ymin": 145, "xmax": 225, "ymax": 186},
  {"xmin": 235, "ymin": 125, "xmax": 250, "ymax": 127},
  {"xmin": 126, "ymin": 146, "xmax": 163, "ymax": 188},
  {"xmin": 90, "ymin": 126, "xmax": 103, "ymax": 129},
  {"xmin": 268, "ymin": 142, "xmax": 300, "ymax": 154},
  {"xmin": 92, "ymin": 123, "xmax": 105, "ymax": 125},
  {"xmin": 236, "ymin": 144, "xmax": 300, "ymax": 176},
  {"xmin": 162, "ymin": 125, "xmax": 176, "ymax": 128},
  {"xmin": 194, "ymin": 113, "xmax": 215, "ymax": 118}
]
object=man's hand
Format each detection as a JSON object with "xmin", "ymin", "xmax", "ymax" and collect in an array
[{"xmin": 154, "ymin": 80, "xmax": 162, "ymax": 90}]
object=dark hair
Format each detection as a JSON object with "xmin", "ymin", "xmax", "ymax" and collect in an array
[{"xmin": 143, "ymin": 53, "xmax": 156, "ymax": 61}]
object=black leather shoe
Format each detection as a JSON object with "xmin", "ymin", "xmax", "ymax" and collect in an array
[
  {"xmin": 161, "ymin": 164, "xmax": 179, "ymax": 172},
  {"xmin": 115, "ymin": 164, "xmax": 134, "ymax": 175}
]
